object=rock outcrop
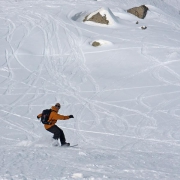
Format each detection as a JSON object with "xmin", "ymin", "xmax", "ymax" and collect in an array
[
  {"xmin": 83, "ymin": 7, "xmax": 119, "ymax": 26},
  {"xmin": 127, "ymin": 5, "xmax": 148, "ymax": 19},
  {"xmin": 84, "ymin": 12, "xmax": 109, "ymax": 25}
]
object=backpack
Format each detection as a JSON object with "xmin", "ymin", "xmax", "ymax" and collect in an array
[{"xmin": 41, "ymin": 109, "xmax": 52, "ymax": 124}]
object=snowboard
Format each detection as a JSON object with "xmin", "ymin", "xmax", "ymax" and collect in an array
[
  {"xmin": 70, "ymin": 144, "xmax": 78, "ymax": 147},
  {"xmin": 61, "ymin": 144, "xmax": 78, "ymax": 148}
]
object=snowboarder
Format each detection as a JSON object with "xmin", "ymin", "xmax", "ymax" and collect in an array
[{"xmin": 37, "ymin": 103, "xmax": 74, "ymax": 146}]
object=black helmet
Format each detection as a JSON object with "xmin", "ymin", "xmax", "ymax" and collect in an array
[{"xmin": 55, "ymin": 103, "xmax": 61, "ymax": 109}]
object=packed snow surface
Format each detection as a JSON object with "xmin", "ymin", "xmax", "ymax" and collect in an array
[{"xmin": 1, "ymin": 0, "xmax": 180, "ymax": 179}]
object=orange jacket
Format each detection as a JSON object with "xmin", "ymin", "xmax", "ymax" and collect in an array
[{"xmin": 37, "ymin": 106, "xmax": 70, "ymax": 129}]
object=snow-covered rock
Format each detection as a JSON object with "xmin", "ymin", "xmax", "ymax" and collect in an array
[
  {"xmin": 83, "ymin": 7, "xmax": 119, "ymax": 26},
  {"xmin": 91, "ymin": 40, "xmax": 112, "ymax": 47}
]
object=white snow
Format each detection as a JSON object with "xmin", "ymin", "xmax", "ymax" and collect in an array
[
  {"xmin": 1, "ymin": 0, "xmax": 180, "ymax": 179},
  {"xmin": 72, "ymin": 173, "xmax": 83, "ymax": 179}
]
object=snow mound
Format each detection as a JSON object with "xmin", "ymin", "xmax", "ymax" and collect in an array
[
  {"xmin": 84, "ymin": 7, "xmax": 119, "ymax": 26},
  {"xmin": 72, "ymin": 173, "xmax": 83, "ymax": 178},
  {"xmin": 91, "ymin": 39, "xmax": 113, "ymax": 47}
]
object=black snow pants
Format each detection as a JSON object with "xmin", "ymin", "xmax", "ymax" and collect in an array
[{"xmin": 46, "ymin": 125, "xmax": 66, "ymax": 145}]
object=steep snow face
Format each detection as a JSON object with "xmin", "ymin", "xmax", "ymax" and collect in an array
[{"xmin": 1, "ymin": 0, "xmax": 180, "ymax": 179}]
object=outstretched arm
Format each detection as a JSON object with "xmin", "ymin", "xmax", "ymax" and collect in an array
[
  {"xmin": 55, "ymin": 114, "xmax": 74, "ymax": 120},
  {"xmin": 56, "ymin": 114, "xmax": 70, "ymax": 120}
]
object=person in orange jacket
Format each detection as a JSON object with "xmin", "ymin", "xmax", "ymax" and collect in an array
[{"xmin": 37, "ymin": 103, "xmax": 74, "ymax": 146}]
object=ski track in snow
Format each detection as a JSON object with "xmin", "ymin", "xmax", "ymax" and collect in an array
[{"xmin": 0, "ymin": 0, "xmax": 180, "ymax": 179}]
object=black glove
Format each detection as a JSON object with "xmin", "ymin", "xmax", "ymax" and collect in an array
[
  {"xmin": 37, "ymin": 116, "xmax": 40, "ymax": 119},
  {"xmin": 69, "ymin": 115, "xmax": 74, "ymax": 118}
]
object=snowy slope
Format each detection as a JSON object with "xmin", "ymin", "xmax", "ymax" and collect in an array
[
  {"xmin": 164, "ymin": 0, "xmax": 180, "ymax": 11},
  {"xmin": 0, "ymin": 0, "xmax": 180, "ymax": 179}
]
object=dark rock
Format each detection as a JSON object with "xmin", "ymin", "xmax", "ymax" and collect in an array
[
  {"xmin": 92, "ymin": 41, "xmax": 101, "ymax": 47},
  {"xmin": 127, "ymin": 5, "xmax": 148, "ymax": 19},
  {"xmin": 141, "ymin": 26, "xmax": 147, "ymax": 30}
]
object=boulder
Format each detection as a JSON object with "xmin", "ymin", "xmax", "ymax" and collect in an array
[
  {"xmin": 127, "ymin": 5, "xmax": 148, "ymax": 19},
  {"xmin": 92, "ymin": 41, "xmax": 101, "ymax": 47},
  {"xmin": 83, "ymin": 7, "xmax": 119, "ymax": 26},
  {"xmin": 84, "ymin": 12, "xmax": 109, "ymax": 25}
]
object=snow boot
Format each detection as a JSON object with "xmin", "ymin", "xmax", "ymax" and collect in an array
[{"xmin": 61, "ymin": 142, "xmax": 70, "ymax": 147}]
